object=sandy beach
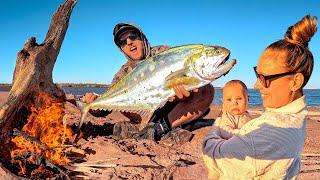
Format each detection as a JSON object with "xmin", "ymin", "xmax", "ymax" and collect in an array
[{"xmin": 0, "ymin": 91, "xmax": 319, "ymax": 179}]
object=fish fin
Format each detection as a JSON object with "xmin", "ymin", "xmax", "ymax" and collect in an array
[
  {"xmin": 100, "ymin": 105, "xmax": 154, "ymax": 118},
  {"xmin": 165, "ymin": 68, "xmax": 190, "ymax": 81},
  {"xmin": 79, "ymin": 109, "xmax": 88, "ymax": 131},
  {"xmin": 76, "ymin": 99, "xmax": 85, "ymax": 109},
  {"xmin": 122, "ymin": 109, "xmax": 154, "ymax": 116},
  {"xmin": 165, "ymin": 71, "xmax": 200, "ymax": 89},
  {"xmin": 139, "ymin": 113, "xmax": 154, "ymax": 130},
  {"xmin": 73, "ymin": 101, "xmax": 90, "ymax": 143},
  {"xmin": 156, "ymin": 100, "xmax": 168, "ymax": 110},
  {"xmin": 114, "ymin": 107, "xmax": 157, "ymax": 130},
  {"xmin": 137, "ymin": 100, "xmax": 169, "ymax": 130},
  {"xmin": 77, "ymin": 101, "xmax": 89, "ymax": 132}
]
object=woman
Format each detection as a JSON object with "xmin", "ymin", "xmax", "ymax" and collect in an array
[{"xmin": 202, "ymin": 15, "xmax": 317, "ymax": 179}]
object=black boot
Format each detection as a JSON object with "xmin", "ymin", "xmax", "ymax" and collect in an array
[
  {"xmin": 137, "ymin": 115, "xmax": 172, "ymax": 141},
  {"xmin": 160, "ymin": 128, "xmax": 194, "ymax": 145},
  {"xmin": 113, "ymin": 121, "xmax": 139, "ymax": 139},
  {"xmin": 136, "ymin": 101, "xmax": 179, "ymax": 141}
]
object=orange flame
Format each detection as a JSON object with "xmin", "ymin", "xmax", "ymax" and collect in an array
[{"xmin": 11, "ymin": 92, "xmax": 73, "ymax": 175}]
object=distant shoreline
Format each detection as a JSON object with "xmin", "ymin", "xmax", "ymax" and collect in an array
[
  {"xmin": 0, "ymin": 90, "xmax": 319, "ymax": 109},
  {"xmin": 0, "ymin": 83, "xmax": 110, "ymax": 91},
  {"xmin": 0, "ymin": 83, "xmax": 318, "ymax": 92}
]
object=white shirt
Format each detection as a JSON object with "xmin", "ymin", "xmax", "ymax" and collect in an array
[{"xmin": 203, "ymin": 96, "xmax": 307, "ymax": 179}]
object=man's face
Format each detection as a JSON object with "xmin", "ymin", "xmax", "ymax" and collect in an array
[
  {"xmin": 222, "ymin": 84, "xmax": 248, "ymax": 116},
  {"xmin": 118, "ymin": 31, "xmax": 144, "ymax": 60}
]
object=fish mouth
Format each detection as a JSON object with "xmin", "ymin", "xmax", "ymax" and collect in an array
[
  {"xmin": 215, "ymin": 57, "xmax": 237, "ymax": 79},
  {"xmin": 215, "ymin": 46, "xmax": 230, "ymax": 66},
  {"xmin": 218, "ymin": 53, "xmax": 236, "ymax": 72},
  {"xmin": 192, "ymin": 46, "xmax": 236, "ymax": 81},
  {"xmin": 222, "ymin": 53, "xmax": 230, "ymax": 65},
  {"xmin": 201, "ymin": 52, "xmax": 236, "ymax": 81}
]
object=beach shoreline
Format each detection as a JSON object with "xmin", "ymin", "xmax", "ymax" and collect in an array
[{"xmin": 0, "ymin": 91, "xmax": 319, "ymax": 178}]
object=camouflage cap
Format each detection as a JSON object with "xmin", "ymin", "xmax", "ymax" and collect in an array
[{"xmin": 113, "ymin": 23, "xmax": 141, "ymax": 47}]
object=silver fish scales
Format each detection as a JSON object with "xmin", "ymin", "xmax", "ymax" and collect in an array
[{"xmin": 79, "ymin": 44, "xmax": 236, "ymax": 129}]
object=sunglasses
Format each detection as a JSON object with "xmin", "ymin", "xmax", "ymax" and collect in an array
[
  {"xmin": 118, "ymin": 33, "xmax": 140, "ymax": 47},
  {"xmin": 253, "ymin": 66, "xmax": 296, "ymax": 88}
]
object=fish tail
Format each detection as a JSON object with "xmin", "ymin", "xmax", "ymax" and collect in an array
[
  {"xmin": 75, "ymin": 99, "xmax": 89, "ymax": 131},
  {"xmin": 78, "ymin": 105, "xmax": 88, "ymax": 131}
]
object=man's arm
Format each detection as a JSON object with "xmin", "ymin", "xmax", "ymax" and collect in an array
[
  {"xmin": 111, "ymin": 64, "xmax": 132, "ymax": 85},
  {"xmin": 168, "ymin": 84, "xmax": 214, "ymax": 127}
]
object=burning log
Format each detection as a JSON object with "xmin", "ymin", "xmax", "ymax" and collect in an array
[
  {"xmin": 10, "ymin": 90, "xmax": 74, "ymax": 177},
  {"xmin": 0, "ymin": 0, "xmax": 77, "ymax": 177},
  {"xmin": 13, "ymin": 128, "xmax": 51, "ymax": 151},
  {"xmin": 33, "ymin": 155, "xmax": 68, "ymax": 177}
]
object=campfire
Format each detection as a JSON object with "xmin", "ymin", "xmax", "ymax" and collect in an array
[
  {"xmin": 0, "ymin": 0, "xmax": 90, "ymax": 178},
  {"xmin": 10, "ymin": 92, "xmax": 73, "ymax": 177}
]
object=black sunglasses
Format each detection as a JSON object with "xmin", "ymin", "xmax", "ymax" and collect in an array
[
  {"xmin": 253, "ymin": 66, "xmax": 296, "ymax": 88},
  {"xmin": 118, "ymin": 33, "xmax": 140, "ymax": 47}
]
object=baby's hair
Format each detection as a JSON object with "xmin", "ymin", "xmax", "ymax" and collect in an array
[
  {"xmin": 265, "ymin": 15, "xmax": 317, "ymax": 88},
  {"xmin": 223, "ymin": 80, "xmax": 248, "ymax": 94}
]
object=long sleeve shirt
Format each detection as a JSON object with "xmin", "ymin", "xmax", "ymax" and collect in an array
[
  {"xmin": 202, "ymin": 96, "xmax": 307, "ymax": 179},
  {"xmin": 214, "ymin": 111, "xmax": 252, "ymax": 139}
]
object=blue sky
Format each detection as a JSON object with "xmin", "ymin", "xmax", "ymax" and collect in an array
[{"xmin": 0, "ymin": 0, "xmax": 319, "ymax": 88}]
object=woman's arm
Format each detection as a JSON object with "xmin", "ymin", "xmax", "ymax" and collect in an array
[{"xmin": 202, "ymin": 125, "xmax": 256, "ymax": 177}]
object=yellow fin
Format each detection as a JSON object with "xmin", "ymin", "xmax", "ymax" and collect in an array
[
  {"xmin": 164, "ymin": 69, "xmax": 199, "ymax": 89},
  {"xmin": 165, "ymin": 68, "xmax": 189, "ymax": 81},
  {"xmin": 165, "ymin": 77, "xmax": 200, "ymax": 89}
]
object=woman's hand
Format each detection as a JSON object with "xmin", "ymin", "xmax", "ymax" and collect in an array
[{"xmin": 168, "ymin": 85, "xmax": 198, "ymax": 102}]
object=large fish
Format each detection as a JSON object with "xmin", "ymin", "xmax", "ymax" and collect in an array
[{"xmin": 79, "ymin": 44, "xmax": 236, "ymax": 129}]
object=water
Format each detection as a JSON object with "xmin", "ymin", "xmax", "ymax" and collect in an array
[
  {"xmin": 62, "ymin": 87, "xmax": 320, "ymax": 107},
  {"xmin": 63, "ymin": 87, "xmax": 107, "ymax": 96}
]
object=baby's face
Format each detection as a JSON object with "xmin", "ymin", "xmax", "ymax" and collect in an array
[{"xmin": 222, "ymin": 84, "xmax": 248, "ymax": 116}]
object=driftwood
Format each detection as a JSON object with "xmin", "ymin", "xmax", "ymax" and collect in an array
[
  {"xmin": 0, "ymin": 0, "xmax": 77, "ymax": 176},
  {"xmin": 0, "ymin": 163, "xmax": 20, "ymax": 180},
  {"xmin": 70, "ymin": 158, "xmax": 119, "ymax": 168},
  {"xmin": 65, "ymin": 159, "xmax": 119, "ymax": 177}
]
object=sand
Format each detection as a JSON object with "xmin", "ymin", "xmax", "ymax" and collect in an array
[{"xmin": 0, "ymin": 91, "xmax": 319, "ymax": 179}]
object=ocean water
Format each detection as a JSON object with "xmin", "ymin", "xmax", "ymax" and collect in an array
[{"xmin": 62, "ymin": 87, "xmax": 320, "ymax": 107}]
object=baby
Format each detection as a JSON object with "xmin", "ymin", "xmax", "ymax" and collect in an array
[
  {"xmin": 215, "ymin": 80, "xmax": 252, "ymax": 139},
  {"xmin": 203, "ymin": 80, "xmax": 252, "ymax": 179}
]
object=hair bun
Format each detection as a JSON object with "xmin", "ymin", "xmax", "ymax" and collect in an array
[{"xmin": 284, "ymin": 15, "xmax": 318, "ymax": 47}]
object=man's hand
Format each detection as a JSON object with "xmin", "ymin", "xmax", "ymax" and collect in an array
[
  {"xmin": 168, "ymin": 85, "xmax": 198, "ymax": 102},
  {"xmin": 81, "ymin": 92, "xmax": 111, "ymax": 117},
  {"xmin": 82, "ymin": 92, "xmax": 99, "ymax": 104}
]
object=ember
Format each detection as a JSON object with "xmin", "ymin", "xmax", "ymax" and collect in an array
[{"xmin": 11, "ymin": 92, "xmax": 73, "ymax": 176}]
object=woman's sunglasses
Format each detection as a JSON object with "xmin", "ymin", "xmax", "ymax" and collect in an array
[
  {"xmin": 253, "ymin": 66, "xmax": 296, "ymax": 88},
  {"xmin": 118, "ymin": 33, "xmax": 140, "ymax": 47}
]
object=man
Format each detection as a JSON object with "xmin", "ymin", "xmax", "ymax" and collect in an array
[{"xmin": 83, "ymin": 23, "xmax": 214, "ymax": 140}]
